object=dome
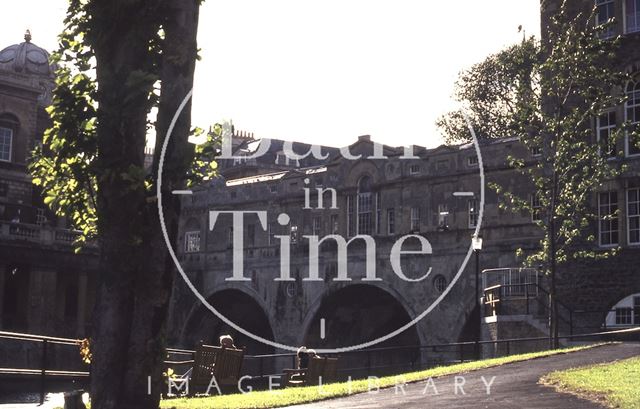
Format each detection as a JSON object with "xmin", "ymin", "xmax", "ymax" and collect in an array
[{"xmin": 0, "ymin": 30, "xmax": 54, "ymax": 77}]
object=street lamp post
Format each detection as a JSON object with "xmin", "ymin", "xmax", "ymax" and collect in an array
[{"xmin": 472, "ymin": 235, "xmax": 483, "ymax": 360}]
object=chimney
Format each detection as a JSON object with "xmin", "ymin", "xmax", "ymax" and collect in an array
[{"xmin": 358, "ymin": 134, "xmax": 371, "ymax": 142}]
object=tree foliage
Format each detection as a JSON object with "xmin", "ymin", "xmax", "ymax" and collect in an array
[
  {"xmin": 494, "ymin": 2, "xmax": 628, "ymax": 269},
  {"xmin": 29, "ymin": 0, "xmax": 219, "ymax": 249},
  {"xmin": 488, "ymin": 1, "xmax": 630, "ymax": 345},
  {"xmin": 28, "ymin": 0, "xmax": 216, "ymax": 407},
  {"xmin": 437, "ymin": 35, "xmax": 540, "ymax": 144},
  {"xmin": 29, "ymin": 0, "xmax": 99, "ymax": 247}
]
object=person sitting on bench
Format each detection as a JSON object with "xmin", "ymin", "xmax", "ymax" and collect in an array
[{"xmin": 219, "ymin": 334, "xmax": 237, "ymax": 349}]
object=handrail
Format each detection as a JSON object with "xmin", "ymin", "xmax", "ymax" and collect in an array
[
  {"xmin": 165, "ymin": 326, "xmax": 640, "ymax": 359},
  {"xmin": 0, "ymin": 330, "xmax": 82, "ymax": 346},
  {"xmin": 483, "ymin": 282, "xmax": 577, "ymax": 334},
  {"xmin": 3, "ymin": 326, "xmax": 638, "ymax": 402},
  {"xmin": 483, "ymin": 283, "xmax": 573, "ymax": 317},
  {"xmin": 530, "ymin": 283, "xmax": 573, "ymax": 317}
]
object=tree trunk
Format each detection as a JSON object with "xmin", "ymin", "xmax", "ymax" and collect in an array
[
  {"xmin": 88, "ymin": 1, "xmax": 200, "ymax": 408},
  {"xmin": 548, "ymin": 171, "xmax": 559, "ymax": 350},
  {"xmin": 549, "ymin": 248, "xmax": 559, "ymax": 349}
]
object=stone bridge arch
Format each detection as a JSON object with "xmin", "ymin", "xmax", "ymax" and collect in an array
[
  {"xmin": 181, "ymin": 285, "xmax": 276, "ymax": 356},
  {"xmin": 300, "ymin": 283, "xmax": 423, "ymax": 375}
]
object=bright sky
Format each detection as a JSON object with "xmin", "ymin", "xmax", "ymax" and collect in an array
[{"xmin": 1, "ymin": 0, "xmax": 540, "ymax": 148}]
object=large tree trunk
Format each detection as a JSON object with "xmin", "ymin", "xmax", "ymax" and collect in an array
[{"xmin": 88, "ymin": 1, "xmax": 199, "ymax": 408}]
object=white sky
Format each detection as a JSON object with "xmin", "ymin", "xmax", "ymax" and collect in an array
[{"xmin": 1, "ymin": 0, "xmax": 540, "ymax": 148}]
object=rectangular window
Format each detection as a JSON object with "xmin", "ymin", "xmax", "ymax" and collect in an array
[
  {"xmin": 597, "ymin": 110, "xmax": 617, "ymax": 158},
  {"xmin": 596, "ymin": 0, "xmax": 616, "ymax": 37},
  {"xmin": 290, "ymin": 225, "xmax": 298, "ymax": 244},
  {"xmin": 247, "ymin": 223, "xmax": 255, "ymax": 246},
  {"xmin": 599, "ymin": 191, "xmax": 619, "ymax": 246},
  {"xmin": 357, "ymin": 192, "xmax": 373, "ymax": 235},
  {"xmin": 628, "ymin": 188, "xmax": 640, "ymax": 244},
  {"xmin": 387, "ymin": 208, "xmax": 395, "ymax": 235},
  {"xmin": 36, "ymin": 209, "xmax": 46, "ymax": 226},
  {"xmin": 468, "ymin": 199, "xmax": 478, "ymax": 228},
  {"xmin": 409, "ymin": 164, "xmax": 421, "ymax": 175},
  {"xmin": 331, "ymin": 214, "xmax": 339, "ymax": 234},
  {"xmin": 375, "ymin": 192, "xmax": 381, "ymax": 234},
  {"xmin": 0, "ymin": 127, "xmax": 12, "ymax": 162},
  {"xmin": 626, "ymin": 81, "xmax": 640, "ymax": 155},
  {"xmin": 410, "ymin": 207, "xmax": 420, "ymax": 232},
  {"xmin": 616, "ymin": 307, "xmax": 633, "ymax": 325},
  {"xmin": 467, "ymin": 155, "xmax": 478, "ymax": 166},
  {"xmin": 634, "ymin": 296, "xmax": 640, "ymax": 324},
  {"xmin": 185, "ymin": 231, "xmax": 201, "ymax": 253},
  {"xmin": 312, "ymin": 216, "xmax": 321, "ymax": 236},
  {"xmin": 531, "ymin": 194, "xmax": 542, "ymax": 222},
  {"xmin": 347, "ymin": 196, "xmax": 355, "ymax": 237},
  {"xmin": 626, "ymin": 0, "xmax": 640, "ymax": 33},
  {"xmin": 437, "ymin": 204, "xmax": 449, "ymax": 230}
]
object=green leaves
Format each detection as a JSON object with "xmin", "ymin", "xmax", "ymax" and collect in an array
[
  {"xmin": 185, "ymin": 125, "xmax": 222, "ymax": 188},
  {"xmin": 437, "ymin": 36, "xmax": 541, "ymax": 143},
  {"xmin": 489, "ymin": 1, "xmax": 628, "ymax": 273},
  {"xmin": 29, "ymin": 0, "xmax": 219, "ymax": 252}
]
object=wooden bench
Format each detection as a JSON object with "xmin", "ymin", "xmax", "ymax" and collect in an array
[
  {"xmin": 166, "ymin": 342, "xmax": 244, "ymax": 395},
  {"xmin": 211, "ymin": 346, "xmax": 244, "ymax": 386},
  {"xmin": 284, "ymin": 356, "xmax": 338, "ymax": 386},
  {"xmin": 190, "ymin": 342, "xmax": 244, "ymax": 393}
]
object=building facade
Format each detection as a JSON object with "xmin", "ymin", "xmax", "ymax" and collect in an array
[
  {"xmin": 0, "ymin": 32, "xmax": 98, "ymax": 340},
  {"xmin": 541, "ymin": 0, "xmax": 640, "ymax": 331},
  {"xmin": 168, "ymin": 1, "xmax": 640, "ymax": 359}
]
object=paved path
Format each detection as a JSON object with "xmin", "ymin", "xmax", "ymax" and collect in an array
[
  {"xmin": 0, "ymin": 393, "xmax": 66, "ymax": 409},
  {"xmin": 284, "ymin": 343, "xmax": 640, "ymax": 409}
]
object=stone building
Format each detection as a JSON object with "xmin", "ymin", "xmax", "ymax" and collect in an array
[
  {"xmin": 0, "ymin": 32, "xmax": 98, "ymax": 339},
  {"xmin": 168, "ymin": 1, "xmax": 640, "ymax": 364},
  {"xmin": 165, "ymin": 132, "xmax": 554, "ymax": 363}
]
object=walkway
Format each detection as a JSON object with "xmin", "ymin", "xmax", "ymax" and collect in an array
[{"xmin": 285, "ymin": 343, "xmax": 640, "ymax": 409}]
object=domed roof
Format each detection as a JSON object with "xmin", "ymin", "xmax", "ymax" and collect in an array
[{"xmin": 0, "ymin": 30, "xmax": 54, "ymax": 77}]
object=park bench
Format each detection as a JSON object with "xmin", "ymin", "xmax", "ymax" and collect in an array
[
  {"xmin": 284, "ymin": 356, "xmax": 338, "ymax": 386},
  {"xmin": 190, "ymin": 342, "xmax": 244, "ymax": 393},
  {"xmin": 166, "ymin": 341, "xmax": 244, "ymax": 395}
]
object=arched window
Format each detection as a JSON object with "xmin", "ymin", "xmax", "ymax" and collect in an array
[
  {"xmin": 625, "ymin": 79, "xmax": 640, "ymax": 156},
  {"xmin": 605, "ymin": 293, "xmax": 640, "ymax": 327},
  {"xmin": 0, "ymin": 114, "xmax": 19, "ymax": 162},
  {"xmin": 357, "ymin": 176, "xmax": 373, "ymax": 235}
]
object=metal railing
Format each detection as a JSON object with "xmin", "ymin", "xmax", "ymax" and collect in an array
[
  {"xmin": 482, "ymin": 283, "xmax": 640, "ymax": 337},
  {"xmin": 4, "ymin": 326, "xmax": 639, "ymax": 403},
  {"xmin": 0, "ymin": 330, "xmax": 89, "ymax": 404},
  {"xmin": 483, "ymin": 282, "xmax": 575, "ymax": 335},
  {"xmin": 167, "ymin": 326, "xmax": 640, "ymax": 381},
  {"xmin": 482, "ymin": 268, "xmax": 540, "ymax": 297}
]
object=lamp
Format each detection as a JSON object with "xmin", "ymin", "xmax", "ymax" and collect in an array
[
  {"xmin": 472, "ymin": 235, "xmax": 483, "ymax": 251},
  {"xmin": 472, "ymin": 234, "xmax": 483, "ymax": 359}
]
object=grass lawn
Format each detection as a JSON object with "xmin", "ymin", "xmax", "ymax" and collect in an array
[
  {"xmin": 160, "ymin": 343, "xmax": 606, "ymax": 409},
  {"xmin": 541, "ymin": 355, "xmax": 640, "ymax": 409}
]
